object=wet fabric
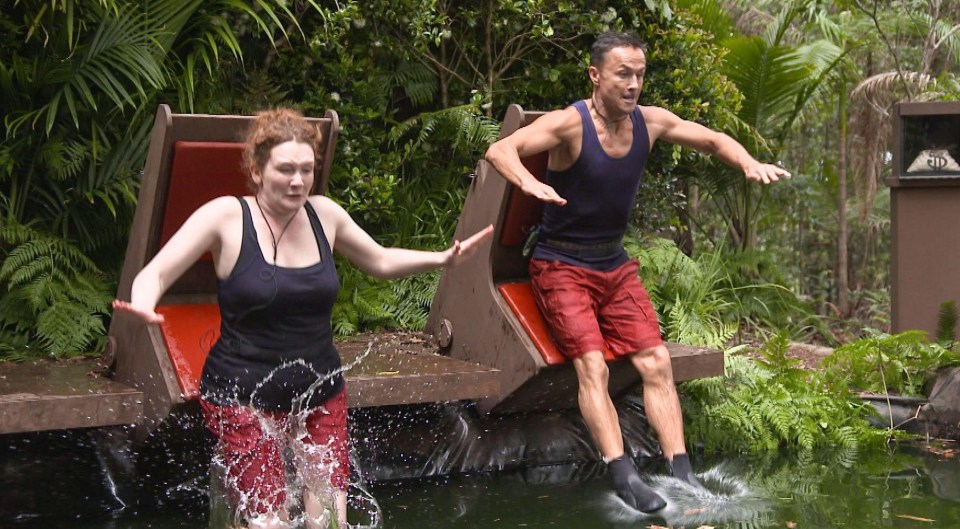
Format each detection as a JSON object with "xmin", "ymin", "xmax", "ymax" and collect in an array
[
  {"xmin": 200, "ymin": 198, "xmax": 343, "ymax": 412},
  {"xmin": 533, "ymin": 99, "xmax": 650, "ymax": 271},
  {"xmin": 200, "ymin": 388, "xmax": 350, "ymax": 518},
  {"xmin": 529, "ymin": 258, "xmax": 662, "ymax": 358}
]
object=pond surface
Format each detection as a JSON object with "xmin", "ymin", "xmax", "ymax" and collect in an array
[
  {"xmin": 3, "ymin": 424, "xmax": 958, "ymax": 529},
  {"xmin": 373, "ymin": 449, "xmax": 960, "ymax": 529}
]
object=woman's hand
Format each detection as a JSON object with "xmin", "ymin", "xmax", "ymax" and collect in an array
[
  {"xmin": 443, "ymin": 224, "xmax": 494, "ymax": 267},
  {"xmin": 112, "ymin": 300, "xmax": 165, "ymax": 324}
]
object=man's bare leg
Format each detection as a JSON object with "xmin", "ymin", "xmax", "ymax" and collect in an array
[
  {"xmin": 573, "ymin": 350, "xmax": 666, "ymax": 511},
  {"xmin": 629, "ymin": 344, "xmax": 700, "ymax": 487},
  {"xmin": 572, "ymin": 351, "xmax": 624, "ymax": 458}
]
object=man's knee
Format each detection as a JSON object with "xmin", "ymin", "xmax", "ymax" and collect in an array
[
  {"xmin": 573, "ymin": 351, "xmax": 610, "ymax": 389},
  {"xmin": 630, "ymin": 345, "xmax": 673, "ymax": 381}
]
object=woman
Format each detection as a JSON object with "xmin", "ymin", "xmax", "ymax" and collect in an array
[{"xmin": 114, "ymin": 108, "xmax": 492, "ymax": 529}]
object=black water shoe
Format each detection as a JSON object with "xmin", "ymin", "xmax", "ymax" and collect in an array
[
  {"xmin": 666, "ymin": 453, "xmax": 703, "ymax": 488},
  {"xmin": 608, "ymin": 455, "xmax": 667, "ymax": 512}
]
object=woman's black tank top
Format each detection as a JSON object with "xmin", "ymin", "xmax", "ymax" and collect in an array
[{"xmin": 199, "ymin": 198, "xmax": 343, "ymax": 412}]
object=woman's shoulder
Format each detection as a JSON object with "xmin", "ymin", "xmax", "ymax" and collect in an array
[
  {"xmin": 307, "ymin": 194, "xmax": 346, "ymax": 215},
  {"xmin": 189, "ymin": 196, "xmax": 244, "ymax": 222}
]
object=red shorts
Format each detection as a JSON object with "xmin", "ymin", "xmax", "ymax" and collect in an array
[
  {"xmin": 199, "ymin": 388, "xmax": 349, "ymax": 518},
  {"xmin": 529, "ymin": 258, "xmax": 663, "ymax": 358}
]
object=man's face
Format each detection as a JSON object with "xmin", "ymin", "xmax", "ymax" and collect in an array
[{"xmin": 589, "ymin": 46, "xmax": 646, "ymax": 114}]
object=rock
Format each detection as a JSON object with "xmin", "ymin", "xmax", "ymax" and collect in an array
[{"xmin": 920, "ymin": 367, "xmax": 960, "ymax": 441}]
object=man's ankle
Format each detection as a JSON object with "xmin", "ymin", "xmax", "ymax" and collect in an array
[
  {"xmin": 666, "ymin": 453, "xmax": 702, "ymax": 488},
  {"xmin": 608, "ymin": 455, "xmax": 667, "ymax": 512}
]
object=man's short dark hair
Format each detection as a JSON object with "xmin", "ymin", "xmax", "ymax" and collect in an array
[{"xmin": 590, "ymin": 32, "xmax": 647, "ymax": 67}]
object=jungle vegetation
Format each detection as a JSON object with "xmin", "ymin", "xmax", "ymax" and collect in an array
[{"xmin": 2, "ymin": 0, "xmax": 959, "ymax": 453}]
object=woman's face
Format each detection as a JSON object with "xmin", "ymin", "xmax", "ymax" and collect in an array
[{"xmin": 252, "ymin": 140, "xmax": 315, "ymax": 212}]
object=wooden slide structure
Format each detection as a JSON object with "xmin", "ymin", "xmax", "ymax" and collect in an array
[
  {"xmin": 426, "ymin": 104, "xmax": 723, "ymax": 414},
  {"xmin": 0, "ymin": 104, "xmax": 721, "ymax": 434}
]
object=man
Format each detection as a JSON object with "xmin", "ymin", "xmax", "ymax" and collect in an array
[{"xmin": 484, "ymin": 32, "xmax": 789, "ymax": 512}]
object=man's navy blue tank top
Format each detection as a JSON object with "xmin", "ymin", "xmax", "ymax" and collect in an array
[
  {"xmin": 532, "ymin": 99, "xmax": 650, "ymax": 271},
  {"xmin": 200, "ymin": 198, "xmax": 343, "ymax": 412}
]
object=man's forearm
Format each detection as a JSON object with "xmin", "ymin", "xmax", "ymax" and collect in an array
[{"xmin": 710, "ymin": 132, "xmax": 760, "ymax": 174}]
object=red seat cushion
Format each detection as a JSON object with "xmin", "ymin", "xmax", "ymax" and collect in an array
[
  {"xmin": 155, "ymin": 304, "xmax": 221, "ymax": 400},
  {"xmin": 497, "ymin": 281, "xmax": 616, "ymax": 365},
  {"xmin": 160, "ymin": 141, "xmax": 249, "ymax": 258}
]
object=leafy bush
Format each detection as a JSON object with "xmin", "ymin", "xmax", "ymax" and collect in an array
[
  {"xmin": 0, "ymin": 0, "xmax": 319, "ymax": 360},
  {"xmin": 627, "ymin": 236, "xmax": 816, "ymax": 348},
  {"xmin": 627, "ymin": 237, "xmax": 737, "ymax": 349},
  {"xmin": 820, "ymin": 330, "xmax": 960, "ymax": 397},
  {"xmin": 0, "ymin": 222, "xmax": 112, "ymax": 360},
  {"xmin": 331, "ymin": 259, "xmax": 441, "ymax": 337},
  {"xmin": 681, "ymin": 332, "xmax": 901, "ymax": 454}
]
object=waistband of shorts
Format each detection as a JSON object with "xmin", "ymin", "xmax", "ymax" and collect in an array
[{"xmin": 540, "ymin": 237, "xmax": 622, "ymax": 258}]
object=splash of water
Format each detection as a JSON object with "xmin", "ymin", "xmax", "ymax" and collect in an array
[
  {"xmin": 208, "ymin": 341, "xmax": 382, "ymax": 528},
  {"xmin": 89, "ymin": 427, "xmax": 136, "ymax": 513},
  {"xmin": 599, "ymin": 461, "xmax": 771, "ymax": 527}
]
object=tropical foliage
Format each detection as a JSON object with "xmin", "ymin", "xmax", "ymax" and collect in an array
[
  {"xmin": 821, "ymin": 329, "xmax": 960, "ymax": 396},
  {"xmin": 681, "ymin": 332, "xmax": 906, "ymax": 454},
  {"xmin": 0, "ymin": 222, "xmax": 112, "ymax": 359},
  {"xmin": 1, "ymin": 5, "xmax": 958, "ymax": 466},
  {"xmin": 626, "ymin": 236, "xmax": 817, "ymax": 349},
  {"xmin": 0, "ymin": 0, "xmax": 319, "ymax": 359}
]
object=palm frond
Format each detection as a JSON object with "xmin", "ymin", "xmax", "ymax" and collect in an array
[
  {"xmin": 389, "ymin": 104, "xmax": 500, "ymax": 160},
  {"xmin": 7, "ymin": 6, "xmax": 167, "ymax": 136},
  {"xmin": 721, "ymin": 35, "xmax": 815, "ymax": 138},
  {"xmin": 850, "ymin": 71, "xmax": 938, "ymax": 111}
]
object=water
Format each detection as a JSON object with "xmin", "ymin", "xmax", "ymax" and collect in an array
[
  {"xmin": 373, "ymin": 450, "xmax": 960, "ymax": 529},
  {"xmin": 3, "ymin": 416, "xmax": 958, "ymax": 529}
]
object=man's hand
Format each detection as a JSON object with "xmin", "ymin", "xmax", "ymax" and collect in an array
[
  {"xmin": 520, "ymin": 179, "xmax": 567, "ymax": 205},
  {"xmin": 744, "ymin": 162, "xmax": 791, "ymax": 184}
]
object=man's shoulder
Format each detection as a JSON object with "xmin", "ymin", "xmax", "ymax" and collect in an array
[
  {"xmin": 637, "ymin": 105, "xmax": 684, "ymax": 140},
  {"xmin": 542, "ymin": 103, "xmax": 583, "ymax": 123},
  {"xmin": 638, "ymin": 104, "xmax": 672, "ymax": 119},
  {"xmin": 535, "ymin": 104, "xmax": 584, "ymax": 140}
]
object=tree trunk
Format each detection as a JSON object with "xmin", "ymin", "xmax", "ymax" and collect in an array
[
  {"xmin": 484, "ymin": 0, "xmax": 494, "ymax": 117},
  {"xmin": 837, "ymin": 84, "xmax": 850, "ymax": 315},
  {"xmin": 440, "ymin": 38, "xmax": 449, "ymax": 108},
  {"xmin": 676, "ymin": 178, "xmax": 697, "ymax": 255}
]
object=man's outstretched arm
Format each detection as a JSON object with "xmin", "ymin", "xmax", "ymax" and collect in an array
[{"xmin": 642, "ymin": 105, "xmax": 791, "ymax": 184}]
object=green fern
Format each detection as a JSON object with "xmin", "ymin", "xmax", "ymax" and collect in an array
[
  {"xmin": 821, "ymin": 329, "xmax": 960, "ymax": 397},
  {"xmin": 389, "ymin": 62, "xmax": 439, "ymax": 108},
  {"xmin": 332, "ymin": 259, "xmax": 399, "ymax": 337},
  {"xmin": 389, "ymin": 104, "xmax": 500, "ymax": 161},
  {"xmin": 0, "ymin": 222, "xmax": 111, "ymax": 359},
  {"xmin": 682, "ymin": 337, "xmax": 902, "ymax": 455},
  {"xmin": 389, "ymin": 270, "xmax": 441, "ymax": 331},
  {"xmin": 625, "ymin": 237, "xmax": 818, "ymax": 349},
  {"xmin": 626, "ymin": 236, "xmax": 739, "ymax": 348}
]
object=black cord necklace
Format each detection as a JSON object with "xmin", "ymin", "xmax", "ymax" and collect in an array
[
  {"xmin": 591, "ymin": 95, "xmax": 628, "ymax": 130},
  {"xmin": 254, "ymin": 194, "xmax": 298, "ymax": 264}
]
